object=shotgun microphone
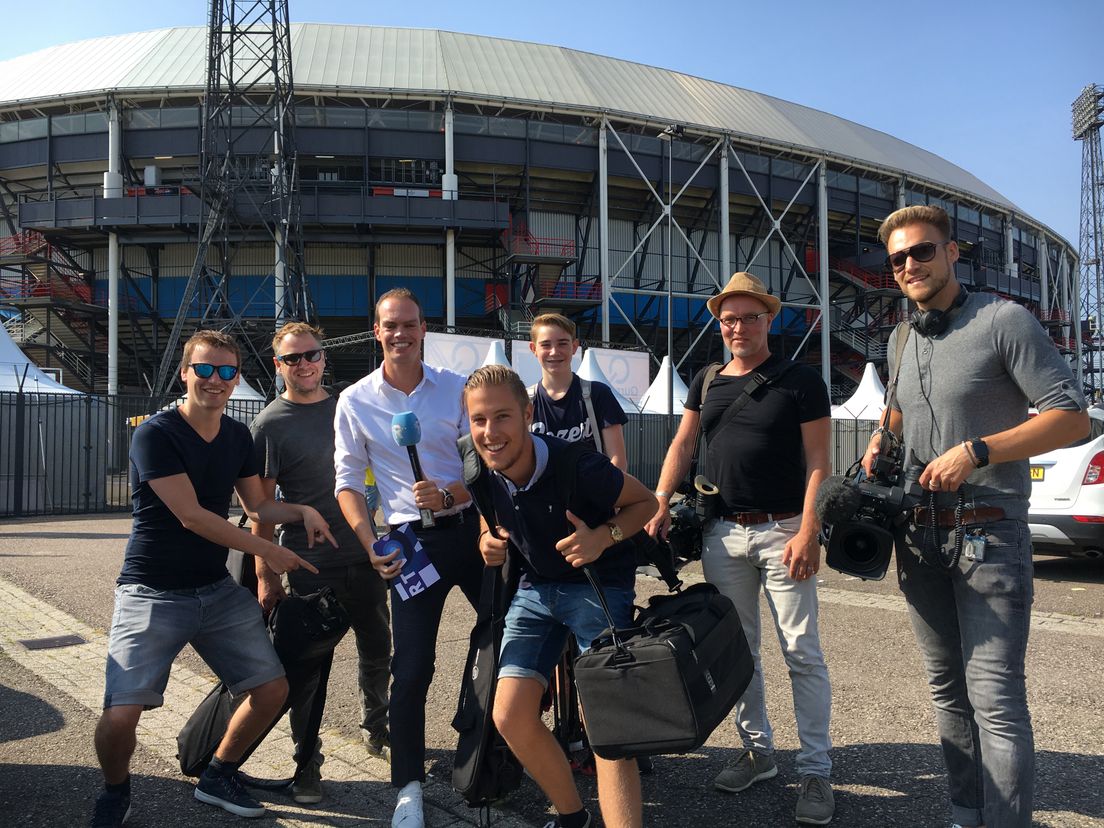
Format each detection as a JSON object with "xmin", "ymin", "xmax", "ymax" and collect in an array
[{"xmin": 391, "ymin": 411, "xmax": 435, "ymax": 528}]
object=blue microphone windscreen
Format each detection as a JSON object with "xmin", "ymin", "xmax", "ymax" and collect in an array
[{"xmin": 391, "ymin": 411, "xmax": 422, "ymax": 446}]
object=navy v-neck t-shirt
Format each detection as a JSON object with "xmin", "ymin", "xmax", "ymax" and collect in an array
[{"xmin": 120, "ymin": 408, "xmax": 258, "ymax": 589}]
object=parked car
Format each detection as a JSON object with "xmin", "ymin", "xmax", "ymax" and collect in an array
[{"xmin": 1027, "ymin": 406, "xmax": 1104, "ymax": 559}]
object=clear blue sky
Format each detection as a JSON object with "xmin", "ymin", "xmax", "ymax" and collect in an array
[{"xmin": 2, "ymin": 0, "xmax": 1097, "ymax": 247}]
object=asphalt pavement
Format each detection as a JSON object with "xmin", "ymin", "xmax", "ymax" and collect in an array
[{"xmin": 1, "ymin": 513, "xmax": 1102, "ymax": 827}]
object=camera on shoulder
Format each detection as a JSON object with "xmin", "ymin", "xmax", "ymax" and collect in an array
[{"xmin": 815, "ymin": 435, "xmax": 926, "ymax": 580}]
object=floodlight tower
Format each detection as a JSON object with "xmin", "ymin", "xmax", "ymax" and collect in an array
[
  {"xmin": 1073, "ymin": 83, "xmax": 1104, "ymax": 396},
  {"xmin": 151, "ymin": 0, "xmax": 309, "ymax": 397}
]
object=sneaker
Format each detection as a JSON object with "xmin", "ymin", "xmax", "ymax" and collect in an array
[
  {"xmin": 364, "ymin": 729, "xmax": 391, "ymax": 763},
  {"xmin": 713, "ymin": 750, "xmax": 778, "ymax": 793},
  {"xmin": 194, "ymin": 770, "xmax": 266, "ymax": 818},
  {"xmin": 392, "ymin": 783, "xmax": 424, "ymax": 828},
  {"xmin": 291, "ymin": 761, "xmax": 323, "ymax": 805},
  {"xmin": 795, "ymin": 775, "xmax": 835, "ymax": 825},
  {"xmin": 90, "ymin": 789, "xmax": 131, "ymax": 827},
  {"xmin": 541, "ymin": 813, "xmax": 593, "ymax": 828}
]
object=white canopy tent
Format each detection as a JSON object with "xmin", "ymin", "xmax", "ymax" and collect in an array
[
  {"xmin": 0, "ymin": 323, "xmax": 81, "ymax": 394},
  {"xmin": 638, "ymin": 356, "xmax": 690, "ymax": 414},
  {"xmin": 480, "ymin": 340, "xmax": 510, "ymax": 368},
  {"xmin": 831, "ymin": 363, "xmax": 886, "ymax": 421},
  {"xmin": 578, "ymin": 350, "xmax": 639, "ymax": 414}
]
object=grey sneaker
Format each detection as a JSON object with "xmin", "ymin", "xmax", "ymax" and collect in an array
[
  {"xmin": 364, "ymin": 729, "xmax": 391, "ymax": 763},
  {"xmin": 291, "ymin": 762, "xmax": 323, "ymax": 805},
  {"xmin": 713, "ymin": 750, "xmax": 778, "ymax": 793},
  {"xmin": 795, "ymin": 775, "xmax": 835, "ymax": 825},
  {"xmin": 194, "ymin": 770, "xmax": 265, "ymax": 818}
]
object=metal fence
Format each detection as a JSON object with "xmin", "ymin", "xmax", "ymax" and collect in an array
[{"xmin": 0, "ymin": 389, "xmax": 875, "ymax": 519}]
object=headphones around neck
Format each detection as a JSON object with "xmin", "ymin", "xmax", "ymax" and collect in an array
[{"xmin": 910, "ymin": 286, "xmax": 969, "ymax": 338}]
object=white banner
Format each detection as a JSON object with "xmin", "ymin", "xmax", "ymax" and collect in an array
[
  {"xmin": 423, "ymin": 332, "xmax": 504, "ymax": 376},
  {"xmin": 587, "ymin": 348, "xmax": 650, "ymax": 403}
]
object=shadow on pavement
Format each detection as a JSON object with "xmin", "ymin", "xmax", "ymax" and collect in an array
[
  {"xmin": 1033, "ymin": 555, "xmax": 1104, "ymax": 586},
  {"xmin": 0, "ymin": 684, "xmax": 64, "ymax": 743},
  {"xmin": 0, "ymin": 531, "xmax": 131, "ymax": 541}
]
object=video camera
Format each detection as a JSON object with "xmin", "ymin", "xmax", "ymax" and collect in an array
[{"xmin": 816, "ymin": 434, "xmax": 926, "ymax": 580}]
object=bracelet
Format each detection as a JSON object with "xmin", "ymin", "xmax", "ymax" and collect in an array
[
  {"xmin": 656, "ymin": 490, "xmax": 671, "ymax": 499},
  {"xmin": 962, "ymin": 440, "xmax": 980, "ymax": 468}
]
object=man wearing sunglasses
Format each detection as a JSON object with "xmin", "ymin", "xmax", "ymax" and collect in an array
[
  {"xmin": 863, "ymin": 205, "xmax": 1087, "ymax": 828},
  {"xmin": 333, "ymin": 288, "xmax": 483, "ymax": 828},
  {"xmin": 646, "ymin": 272, "xmax": 835, "ymax": 825},
  {"xmin": 92, "ymin": 330, "xmax": 336, "ymax": 827},
  {"xmin": 250, "ymin": 322, "xmax": 393, "ymax": 805}
]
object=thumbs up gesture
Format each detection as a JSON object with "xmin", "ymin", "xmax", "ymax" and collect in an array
[{"xmin": 554, "ymin": 510, "xmax": 610, "ymax": 568}]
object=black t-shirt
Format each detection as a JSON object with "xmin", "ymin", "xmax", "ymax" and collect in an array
[
  {"xmin": 120, "ymin": 408, "xmax": 259, "ymax": 589},
  {"xmin": 530, "ymin": 376, "xmax": 627, "ymax": 453},
  {"xmin": 490, "ymin": 435, "xmax": 636, "ymax": 589},
  {"xmin": 685, "ymin": 355, "xmax": 830, "ymax": 514}
]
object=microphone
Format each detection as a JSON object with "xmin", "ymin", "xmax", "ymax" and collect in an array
[
  {"xmin": 815, "ymin": 475, "xmax": 864, "ymax": 526},
  {"xmin": 391, "ymin": 411, "xmax": 435, "ymax": 528}
]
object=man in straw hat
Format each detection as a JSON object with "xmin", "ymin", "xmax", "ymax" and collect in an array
[{"xmin": 647, "ymin": 272, "xmax": 835, "ymax": 825}]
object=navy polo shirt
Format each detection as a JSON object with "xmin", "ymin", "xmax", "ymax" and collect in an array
[{"xmin": 489, "ymin": 434, "xmax": 636, "ymax": 589}]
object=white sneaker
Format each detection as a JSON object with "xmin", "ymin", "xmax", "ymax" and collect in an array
[{"xmin": 392, "ymin": 782, "xmax": 424, "ymax": 828}]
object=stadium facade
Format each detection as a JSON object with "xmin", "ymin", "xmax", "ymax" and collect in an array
[{"xmin": 0, "ymin": 24, "xmax": 1081, "ymax": 395}]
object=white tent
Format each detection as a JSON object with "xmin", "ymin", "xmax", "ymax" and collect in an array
[
  {"xmin": 638, "ymin": 355, "xmax": 690, "ymax": 414},
  {"xmin": 831, "ymin": 362, "xmax": 886, "ymax": 420},
  {"xmin": 480, "ymin": 340, "xmax": 510, "ymax": 368},
  {"xmin": 578, "ymin": 350, "xmax": 639, "ymax": 414},
  {"xmin": 0, "ymin": 323, "xmax": 81, "ymax": 394}
]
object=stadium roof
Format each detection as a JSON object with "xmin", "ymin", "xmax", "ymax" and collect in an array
[{"xmin": 0, "ymin": 24, "xmax": 1019, "ymax": 212}]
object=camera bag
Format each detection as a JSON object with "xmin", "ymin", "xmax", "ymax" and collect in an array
[{"xmin": 573, "ymin": 573, "xmax": 753, "ymax": 759}]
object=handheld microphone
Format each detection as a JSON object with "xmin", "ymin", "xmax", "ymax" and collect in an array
[{"xmin": 391, "ymin": 411, "xmax": 435, "ymax": 528}]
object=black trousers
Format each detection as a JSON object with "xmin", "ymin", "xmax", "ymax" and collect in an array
[{"xmin": 387, "ymin": 512, "xmax": 483, "ymax": 787}]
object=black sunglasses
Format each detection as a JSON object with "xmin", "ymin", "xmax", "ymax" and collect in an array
[
  {"xmin": 190, "ymin": 363, "xmax": 239, "ymax": 381},
  {"xmin": 886, "ymin": 241, "xmax": 949, "ymax": 272},
  {"xmin": 276, "ymin": 349, "xmax": 325, "ymax": 366}
]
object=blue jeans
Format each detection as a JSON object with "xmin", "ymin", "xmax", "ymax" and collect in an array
[
  {"xmin": 702, "ymin": 515, "xmax": 832, "ymax": 779},
  {"xmin": 387, "ymin": 512, "xmax": 483, "ymax": 788},
  {"xmin": 896, "ymin": 518, "xmax": 1034, "ymax": 828},
  {"xmin": 499, "ymin": 581, "xmax": 635, "ymax": 687}
]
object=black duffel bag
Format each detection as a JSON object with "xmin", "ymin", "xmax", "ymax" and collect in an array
[{"xmin": 573, "ymin": 576, "xmax": 753, "ymax": 759}]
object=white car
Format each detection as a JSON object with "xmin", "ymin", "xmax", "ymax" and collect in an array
[{"xmin": 1027, "ymin": 406, "xmax": 1104, "ymax": 559}]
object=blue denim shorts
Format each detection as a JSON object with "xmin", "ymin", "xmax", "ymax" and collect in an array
[
  {"xmin": 103, "ymin": 575, "xmax": 285, "ymax": 709},
  {"xmin": 499, "ymin": 580, "xmax": 634, "ymax": 688}
]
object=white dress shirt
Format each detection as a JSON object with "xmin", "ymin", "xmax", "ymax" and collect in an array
[{"xmin": 334, "ymin": 362, "xmax": 469, "ymax": 525}]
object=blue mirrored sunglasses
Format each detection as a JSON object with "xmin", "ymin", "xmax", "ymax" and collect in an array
[{"xmin": 190, "ymin": 363, "xmax": 239, "ymax": 381}]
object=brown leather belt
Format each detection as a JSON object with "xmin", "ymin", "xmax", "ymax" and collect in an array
[
  {"xmin": 720, "ymin": 511, "xmax": 800, "ymax": 526},
  {"xmin": 912, "ymin": 506, "xmax": 1005, "ymax": 529}
]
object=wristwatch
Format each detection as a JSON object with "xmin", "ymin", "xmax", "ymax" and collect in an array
[
  {"xmin": 440, "ymin": 488, "xmax": 455, "ymax": 510},
  {"xmin": 607, "ymin": 522, "xmax": 625, "ymax": 543},
  {"xmin": 969, "ymin": 438, "xmax": 990, "ymax": 468}
]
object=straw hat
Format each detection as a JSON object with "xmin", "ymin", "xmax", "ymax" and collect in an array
[{"xmin": 706, "ymin": 272, "xmax": 781, "ymax": 318}]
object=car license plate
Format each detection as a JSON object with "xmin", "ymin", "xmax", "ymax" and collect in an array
[{"xmin": 1030, "ymin": 465, "xmax": 1045, "ymax": 482}]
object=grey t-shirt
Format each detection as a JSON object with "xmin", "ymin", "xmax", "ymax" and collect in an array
[
  {"xmin": 250, "ymin": 395, "xmax": 366, "ymax": 567},
  {"xmin": 889, "ymin": 291, "xmax": 1085, "ymax": 520}
]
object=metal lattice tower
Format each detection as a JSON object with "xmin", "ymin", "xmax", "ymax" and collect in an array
[
  {"xmin": 152, "ymin": 0, "xmax": 309, "ymax": 397},
  {"xmin": 1074, "ymin": 84, "xmax": 1104, "ymax": 395}
]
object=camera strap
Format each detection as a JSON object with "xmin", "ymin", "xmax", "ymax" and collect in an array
[
  {"xmin": 703, "ymin": 360, "xmax": 797, "ymax": 447},
  {"xmin": 881, "ymin": 322, "xmax": 911, "ymax": 425}
]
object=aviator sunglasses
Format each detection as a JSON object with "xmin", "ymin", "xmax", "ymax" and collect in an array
[
  {"xmin": 189, "ymin": 363, "xmax": 239, "ymax": 381},
  {"xmin": 276, "ymin": 348, "xmax": 325, "ymax": 366},
  {"xmin": 886, "ymin": 241, "xmax": 949, "ymax": 272}
]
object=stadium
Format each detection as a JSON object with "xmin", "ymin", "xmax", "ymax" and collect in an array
[{"xmin": 0, "ymin": 23, "xmax": 1080, "ymax": 397}]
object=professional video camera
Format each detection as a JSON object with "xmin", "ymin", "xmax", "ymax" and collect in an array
[{"xmin": 815, "ymin": 434, "xmax": 926, "ymax": 580}]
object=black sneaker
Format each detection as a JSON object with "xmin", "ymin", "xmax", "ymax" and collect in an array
[
  {"xmin": 194, "ymin": 770, "xmax": 266, "ymax": 818},
  {"xmin": 90, "ymin": 790, "xmax": 131, "ymax": 827},
  {"xmin": 363, "ymin": 729, "xmax": 391, "ymax": 763}
]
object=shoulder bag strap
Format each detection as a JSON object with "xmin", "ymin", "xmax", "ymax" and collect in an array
[
  {"xmin": 579, "ymin": 379, "xmax": 604, "ymax": 455},
  {"xmin": 881, "ymin": 322, "xmax": 911, "ymax": 428}
]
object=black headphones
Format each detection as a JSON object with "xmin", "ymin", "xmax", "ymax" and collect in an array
[{"xmin": 910, "ymin": 286, "xmax": 969, "ymax": 338}]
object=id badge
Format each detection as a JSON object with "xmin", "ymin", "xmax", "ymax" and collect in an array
[{"xmin": 963, "ymin": 530, "xmax": 987, "ymax": 562}]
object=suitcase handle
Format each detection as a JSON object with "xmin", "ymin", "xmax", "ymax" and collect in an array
[{"xmin": 582, "ymin": 567, "xmax": 629, "ymax": 655}]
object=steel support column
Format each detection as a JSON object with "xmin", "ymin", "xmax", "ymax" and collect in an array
[
  {"xmin": 817, "ymin": 162, "xmax": 831, "ymax": 391},
  {"xmin": 1039, "ymin": 236, "xmax": 1050, "ymax": 315},
  {"xmin": 445, "ymin": 105, "xmax": 456, "ymax": 326},
  {"xmin": 599, "ymin": 120, "xmax": 610, "ymax": 342},
  {"xmin": 105, "ymin": 99, "xmax": 122, "ymax": 396}
]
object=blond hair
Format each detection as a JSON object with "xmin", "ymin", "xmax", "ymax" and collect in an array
[
  {"xmin": 878, "ymin": 205, "xmax": 952, "ymax": 245},
  {"xmin": 463, "ymin": 364, "xmax": 530, "ymax": 412},
  {"xmin": 272, "ymin": 321, "xmax": 324, "ymax": 355},
  {"xmin": 179, "ymin": 329, "xmax": 240, "ymax": 373},
  {"xmin": 530, "ymin": 313, "xmax": 576, "ymax": 341}
]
